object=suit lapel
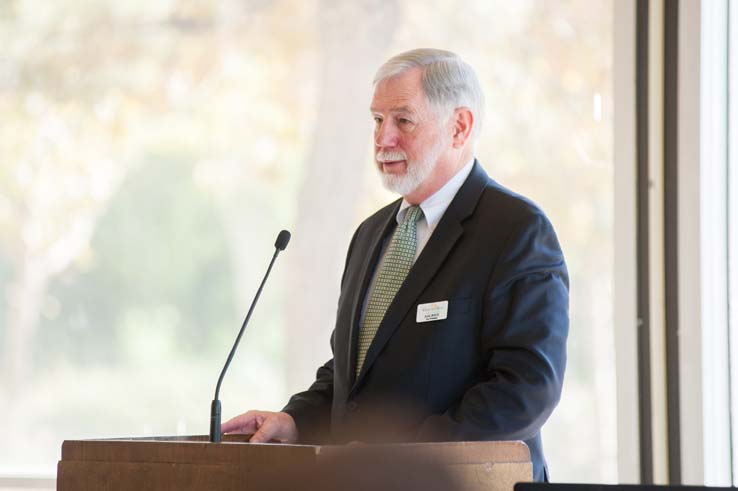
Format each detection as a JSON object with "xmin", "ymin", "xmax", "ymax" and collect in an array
[{"xmin": 350, "ymin": 161, "xmax": 490, "ymax": 394}]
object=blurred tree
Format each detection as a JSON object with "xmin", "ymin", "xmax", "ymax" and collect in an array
[
  {"xmin": 39, "ymin": 157, "xmax": 234, "ymax": 366},
  {"xmin": 0, "ymin": 95, "xmax": 130, "ymax": 395},
  {"xmin": 0, "ymin": 0, "xmax": 616, "ymax": 481},
  {"xmin": 285, "ymin": 0, "xmax": 400, "ymax": 394}
]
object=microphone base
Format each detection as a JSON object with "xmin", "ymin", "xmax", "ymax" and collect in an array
[{"xmin": 209, "ymin": 399, "xmax": 221, "ymax": 443}]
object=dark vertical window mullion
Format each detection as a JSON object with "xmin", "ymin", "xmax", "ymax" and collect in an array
[
  {"xmin": 663, "ymin": 0, "xmax": 681, "ymax": 484},
  {"xmin": 636, "ymin": 0, "xmax": 653, "ymax": 484}
]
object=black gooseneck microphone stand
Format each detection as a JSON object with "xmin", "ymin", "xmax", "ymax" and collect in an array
[{"xmin": 209, "ymin": 230, "xmax": 291, "ymax": 443}]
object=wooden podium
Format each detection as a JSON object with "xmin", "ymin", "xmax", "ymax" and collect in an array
[{"xmin": 58, "ymin": 435, "xmax": 532, "ymax": 490}]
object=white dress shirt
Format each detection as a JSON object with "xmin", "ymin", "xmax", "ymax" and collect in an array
[
  {"xmin": 359, "ymin": 158, "xmax": 475, "ymax": 324},
  {"xmin": 395, "ymin": 158, "xmax": 475, "ymax": 262}
]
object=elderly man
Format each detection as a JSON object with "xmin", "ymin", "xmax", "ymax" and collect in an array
[{"xmin": 222, "ymin": 48, "xmax": 568, "ymax": 481}]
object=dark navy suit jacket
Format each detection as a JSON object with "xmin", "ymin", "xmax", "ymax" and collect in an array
[{"xmin": 283, "ymin": 161, "xmax": 569, "ymax": 481}]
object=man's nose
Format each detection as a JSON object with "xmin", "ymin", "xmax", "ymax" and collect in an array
[{"xmin": 374, "ymin": 121, "xmax": 398, "ymax": 148}]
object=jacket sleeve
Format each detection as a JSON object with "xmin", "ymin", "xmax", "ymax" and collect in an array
[
  {"xmin": 416, "ymin": 211, "xmax": 569, "ymax": 442},
  {"xmin": 281, "ymin": 339, "xmax": 335, "ymax": 444}
]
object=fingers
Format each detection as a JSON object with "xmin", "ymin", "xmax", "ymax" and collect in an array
[
  {"xmin": 249, "ymin": 412, "xmax": 298, "ymax": 444},
  {"xmin": 249, "ymin": 416, "xmax": 280, "ymax": 443},
  {"xmin": 222, "ymin": 411, "xmax": 298, "ymax": 443},
  {"xmin": 221, "ymin": 410, "xmax": 262, "ymax": 434}
]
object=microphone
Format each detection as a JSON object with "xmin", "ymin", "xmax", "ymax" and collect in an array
[{"xmin": 209, "ymin": 229, "xmax": 291, "ymax": 443}]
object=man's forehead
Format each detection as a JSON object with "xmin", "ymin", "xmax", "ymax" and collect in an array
[{"xmin": 369, "ymin": 104, "xmax": 417, "ymax": 114}]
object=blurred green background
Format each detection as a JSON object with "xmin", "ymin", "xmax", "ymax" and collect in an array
[{"xmin": 0, "ymin": 0, "xmax": 614, "ymax": 481}]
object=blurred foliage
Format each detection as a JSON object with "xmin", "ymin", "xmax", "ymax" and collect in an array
[
  {"xmin": 0, "ymin": 0, "xmax": 615, "ymax": 482},
  {"xmin": 38, "ymin": 156, "xmax": 235, "ymax": 367}
]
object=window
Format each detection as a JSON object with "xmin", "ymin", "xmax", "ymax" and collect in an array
[{"xmin": 0, "ymin": 1, "xmax": 616, "ymax": 484}]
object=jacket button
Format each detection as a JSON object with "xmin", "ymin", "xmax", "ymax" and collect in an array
[{"xmin": 347, "ymin": 401, "xmax": 358, "ymax": 411}]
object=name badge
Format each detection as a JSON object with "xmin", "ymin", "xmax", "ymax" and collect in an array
[{"xmin": 416, "ymin": 301, "xmax": 449, "ymax": 323}]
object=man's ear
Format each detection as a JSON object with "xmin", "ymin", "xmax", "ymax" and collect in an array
[{"xmin": 451, "ymin": 107, "xmax": 474, "ymax": 148}]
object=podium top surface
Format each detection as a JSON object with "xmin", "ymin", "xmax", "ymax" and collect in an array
[{"xmin": 61, "ymin": 436, "xmax": 531, "ymax": 466}]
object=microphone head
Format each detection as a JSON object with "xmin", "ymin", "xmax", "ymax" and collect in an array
[{"xmin": 275, "ymin": 230, "xmax": 291, "ymax": 251}]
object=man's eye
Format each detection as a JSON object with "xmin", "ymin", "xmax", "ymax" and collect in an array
[
  {"xmin": 373, "ymin": 117, "xmax": 383, "ymax": 124},
  {"xmin": 398, "ymin": 118, "xmax": 413, "ymax": 125}
]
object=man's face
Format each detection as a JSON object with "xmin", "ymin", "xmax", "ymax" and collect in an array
[{"xmin": 370, "ymin": 68, "xmax": 450, "ymax": 197}]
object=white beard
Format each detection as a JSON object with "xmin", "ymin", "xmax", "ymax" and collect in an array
[{"xmin": 376, "ymin": 140, "xmax": 445, "ymax": 196}]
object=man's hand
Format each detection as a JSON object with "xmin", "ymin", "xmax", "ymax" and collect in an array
[{"xmin": 221, "ymin": 410, "xmax": 298, "ymax": 444}]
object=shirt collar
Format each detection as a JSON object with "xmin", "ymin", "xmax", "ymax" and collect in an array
[{"xmin": 396, "ymin": 158, "xmax": 476, "ymax": 227}]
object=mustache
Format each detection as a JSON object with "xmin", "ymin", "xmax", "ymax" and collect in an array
[{"xmin": 376, "ymin": 150, "xmax": 407, "ymax": 162}]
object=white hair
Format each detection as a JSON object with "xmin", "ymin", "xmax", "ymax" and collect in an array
[{"xmin": 373, "ymin": 48, "xmax": 485, "ymax": 141}]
